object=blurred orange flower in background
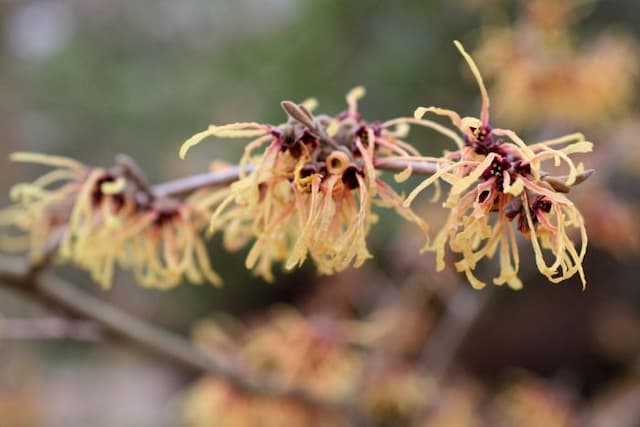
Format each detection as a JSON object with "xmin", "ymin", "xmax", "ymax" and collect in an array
[{"xmin": 474, "ymin": 0, "xmax": 638, "ymax": 128}]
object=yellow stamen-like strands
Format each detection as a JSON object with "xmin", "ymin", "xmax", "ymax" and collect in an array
[
  {"xmin": 179, "ymin": 123, "xmax": 268, "ymax": 159},
  {"xmin": 454, "ymin": 40, "xmax": 490, "ymax": 125},
  {"xmin": 10, "ymin": 151, "xmax": 85, "ymax": 170}
]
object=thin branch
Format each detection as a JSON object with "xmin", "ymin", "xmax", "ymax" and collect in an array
[
  {"xmin": 419, "ymin": 285, "xmax": 492, "ymax": 380},
  {"xmin": 0, "ymin": 255, "xmax": 358, "ymax": 421},
  {"xmin": 151, "ymin": 161, "xmax": 440, "ymax": 198},
  {"xmin": 0, "ymin": 317, "xmax": 102, "ymax": 342},
  {"xmin": 376, "ymin": 160, "xmax": 440, "ymax": 176},
  {"xmin": 149, "ymin": 161, "xmax": 590, "ymax": 199},
  {"xmin": 152, "ymin": 166, "xmax": 249, "ymax": 198}
]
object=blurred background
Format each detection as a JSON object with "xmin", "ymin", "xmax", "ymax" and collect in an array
[{"xmin": 1, "ymin": 0, "xmax": 640, "ymax": 426}]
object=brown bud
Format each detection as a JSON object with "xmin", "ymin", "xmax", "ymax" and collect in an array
[
  {"xmin": 542, "ymin": 176, "xmax": 571, "ymax": 193},
  {"xmin": 542, "ymin": 169, "xmax": 594, "ymax": 193},
  {"xmin": 503, "ymin": 196, "xmax": 523, "ymax": 220},
  {"xmin": 280, "ymin": 100, "xmax": 316, "ymax": 131}
]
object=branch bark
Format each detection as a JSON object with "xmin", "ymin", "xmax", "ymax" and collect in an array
[
  {"xmin": 151, "ymin": 160, "xmax": 439, "ymax": 198},
  {"xmin": 0, "ymin": 255, "xmax": 357, "ymax": 421},
  {"xmin": 0, "ymin": 317, "xmax": 101, "ymax": 342},
  {"xmin": 152, "ymin": 166, "xmax": 248, "ymax": 197}
]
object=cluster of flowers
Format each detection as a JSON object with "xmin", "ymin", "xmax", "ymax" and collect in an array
[
  {"xmin": 179, "ymin": 86, "xmax": 429, "ymax": 281},
  {"xmin": 0, "ymin": 153, "xmax": 225, "ymax": 288},
  {"xmin": 0, "ymin": 42, "xmax": 592, "ymax": 289},
  {"xmin": 179, "ymin": 41, "xmax": 591, "ymax": 289},
  {"xmin": 184, "ymin": 307, "xmax": 578, "ymax": 427}
]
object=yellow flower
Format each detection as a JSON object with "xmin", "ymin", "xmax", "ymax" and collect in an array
[
  {"xmin": 109, "ymin": 188, "xmax": 227, "ymax": 289},
  {"xmin": 180, "ymin": 88, "xmax": 428, "ymax": 281},
  {"xmin": 404, "ymin": 41, "xmax": 592, "ymax": 289},
  {"xmin": 1, "ymin": 152, "xmax": 86, "ymax": 262},
  {"xmin": 1, "ymin": 152, "xmax": 225, "ymax": 288}
]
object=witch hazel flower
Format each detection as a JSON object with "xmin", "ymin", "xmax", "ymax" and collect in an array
[
  {"xmin": 403, "ymin": 41, "xmax": 593, "ymax": 289},
  {"xmin": 179, "ymin": 88, "xmax": 429, "ymax": 281},
  {"xmin": 0, "ymin": 152, "xmax": 225, "ymax": 288}
]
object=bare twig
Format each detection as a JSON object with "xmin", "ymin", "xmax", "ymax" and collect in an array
[
  {"xmin": 376, "ymin": 160, "xmax": 440, "ymax": 176},
  {"xmin": 0, "ymin": 317, "xmax": 102, "ymax": 342},
  {"xmin": 420, "ymin": 285, "xmax": 492, "ymax": 380},
  {"xmin": 152, "ymin": 166, "xmax": 250, "ymax": 198},
  {"xmin": 150, "ymin": 160, "xmax": 441, "ymax": 198},
  {"xmin": 0, "ymin": 255, "xmax": 358, "ymax": 421}
]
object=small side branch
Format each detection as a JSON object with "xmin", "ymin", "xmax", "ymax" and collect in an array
[
  {"xmin": 153, "ymin": 166, "xmax": 249, "ymax": 197},
  {"xmin": 420, "ymin": 286, "xmax": 492, "ymax": 380}
]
